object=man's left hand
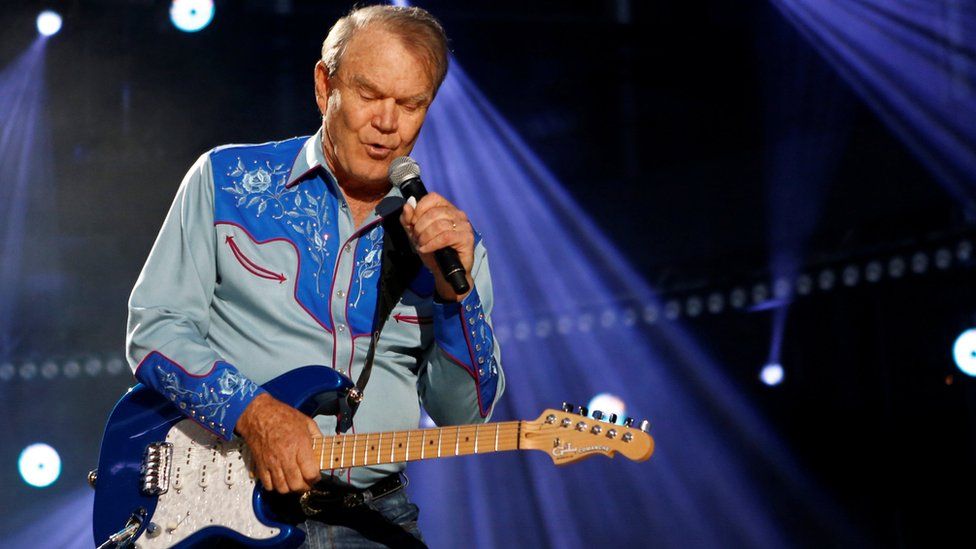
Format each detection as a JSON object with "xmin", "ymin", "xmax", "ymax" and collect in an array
[{"xmin": 400, "ymin": 192, "xmax": 474, "ymax": 302}]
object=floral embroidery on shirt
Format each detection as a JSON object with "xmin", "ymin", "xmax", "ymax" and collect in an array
[
  {"xmin": 222, "ymin": 158, "xmax": 335, "ymax": 296},
  {"xmin": 154, "ymin": 363, "xmax": 261, "ymax": 434},
  {"xmin": 350, "ymin": 225, "xmax": 383, "ymax": 309},
  {"xmin": 222, "ymin": 159, "xmax": 292, "ymax": 218}
]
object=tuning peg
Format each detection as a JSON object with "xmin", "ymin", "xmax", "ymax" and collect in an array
[
  {"xmin": 623, "ymin": 417, "xmax": 635, "ymax": 427},
  {"xmin": 577, "ymin": 406, "xmax": 588, "ymax": 417},
  {"xmin": 562, "ymin": 402, "xmax": 574, "ymax": 413},
  {"xmin": 592, "ymin": 410, "xmax": 604, "ymax": 421},
  {"xmin": 639, "ymin": 419, "xmax": 651, "ymax": 432},
  {"xmin": 607, "ymin": 413, "xmax": 618, "ymax": 424}
]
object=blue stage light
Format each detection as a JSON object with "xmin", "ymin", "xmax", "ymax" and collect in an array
[
  {"xmin": 36, "ymin": 10, "xmax": 61, "ymax": 37},
  {"xmin": 952, "ymin": 329, "xmax": 976, "ymax": 377},
  {"xmin": 170, "ymin": 0, "xmax": 214, "ymax": 33},
  {"xmin": 760, "ymin": 363, "xmax": 785, "ymax": 386},
  {"xmin": 18, "ymin": 443, "xmax": 61, "ymax": 488},
  {"xmin": 587, "ymin": 393, "xmax": 626, "ymax": 424}
]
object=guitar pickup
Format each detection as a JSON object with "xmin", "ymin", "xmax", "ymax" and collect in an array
[{"xmin": 140, "ymin": 442, "xmax": 173, "ymax": 495}]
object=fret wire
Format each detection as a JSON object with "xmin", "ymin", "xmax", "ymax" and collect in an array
[
  {"xmin": 362, "ymin": 433, "xmax": 368, "ymax": 467},
  {"xmin": 390, "ymin": 432, "xmax": 395, "ymax": 464},
  {"xmin": 375, "ymin": 432, "xmax": 382, "ymax": 466},
  {"xmin": 437, "ymin": 427, "xmax": 442, "ymax": 458},
  {"xmin": 474, "ymin": 424, "xmax": 480, "ymax": 454},
  {"xmin": 330, "ymin": 435, "xmax": 336, "ymax": 470},
  {"xmin": 421, "ymin": 429, "xmax": 426, "ymax": 460},
  {"xmin": 494, "ymin": 423, "xmax": 499, "ymax": 452},
  {"xmin": 405, "ymin": 430, "xmax": 411, "ymax": 462},
  {"xmin": 455, "ymin": 425, "xmax": 460, "ymax": 456}
]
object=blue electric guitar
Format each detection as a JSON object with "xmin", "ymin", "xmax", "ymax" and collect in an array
[{"xmin": 91, "ymin": 366, "xmax": 654, "ymax": 548}]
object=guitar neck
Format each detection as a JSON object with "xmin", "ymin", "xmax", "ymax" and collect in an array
[{"xmin": 312, "ymin": 421, "xmax": 523, "ymax": 469}]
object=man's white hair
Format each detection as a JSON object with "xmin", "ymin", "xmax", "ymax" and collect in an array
[{"xmin": 321, "ymin": 5, "xmax": 449, "ymax": 92}]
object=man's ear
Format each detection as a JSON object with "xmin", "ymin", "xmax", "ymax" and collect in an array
[{"xmin": 314, "ymin": 61, "xmax": 331, "ymax": 115}]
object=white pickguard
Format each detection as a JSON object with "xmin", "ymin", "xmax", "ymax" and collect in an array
[{"xmin": 134, "ymin": 420, "xmax": 280, "ymax": 548}]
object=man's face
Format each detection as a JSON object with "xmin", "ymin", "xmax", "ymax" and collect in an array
[{"xmin": 315, "ymin": 27, "xmax": 435, "ymax": 188}]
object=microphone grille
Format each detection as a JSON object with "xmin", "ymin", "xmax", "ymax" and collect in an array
[{"xmin": 388, "ymin": 156, "xmax": 421, "ymax": 187}]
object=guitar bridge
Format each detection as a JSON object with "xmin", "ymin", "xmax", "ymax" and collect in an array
[{"xmin": 141, "ymin": 442, "xmax": 173, "ymax": 495}]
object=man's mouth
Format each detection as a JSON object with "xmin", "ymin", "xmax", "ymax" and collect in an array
[{"xmin": 365, "ymin": 142, "xmax": 393, "ymax": 159}]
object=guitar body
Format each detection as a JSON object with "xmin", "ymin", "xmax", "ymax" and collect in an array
[{"xmin": 92, "ymin": 366, "xmax": 353, "ymax": 548}]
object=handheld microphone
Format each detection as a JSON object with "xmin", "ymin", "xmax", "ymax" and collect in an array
[{"xmin": 388, "ymin": 156, "xmax": 470, "ymax": 295}]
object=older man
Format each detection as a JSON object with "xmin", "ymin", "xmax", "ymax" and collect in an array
[{"xmin": 126, "ymin": 5, "xmax": 503, "ymax": 546}]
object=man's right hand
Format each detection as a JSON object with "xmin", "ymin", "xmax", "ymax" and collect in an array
[{"xmin": 234, "ymin": 393, "xmax": 323, "ymax": 494}]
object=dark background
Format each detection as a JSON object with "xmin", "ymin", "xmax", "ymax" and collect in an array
[{"xmin": 1, "ymin": 0, "xmax": 974, "ymax": 546}]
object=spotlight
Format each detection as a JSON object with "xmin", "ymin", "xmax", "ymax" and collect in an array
[
  {"xmin": 911, "ymin": 252, "xmax": 928, "ymax": 274},
  {"xmin": 600, "ymin": 309, "xmax": 617, "ymax": 327},
  {"xmin": 621, "ymin": 307, "xmax": 638, "ymax": 327},
  {"xmin": 577, "ymin": 314, "xmax": 594, "ymax": 332},
  {"xmin": 685, "ymin": 296, "xmax": 703, "ymax": 317},
  {"xmin": 865, "ymin": 260, "xmax": 883, "ymax": 282},
  {"xmin": 642, "ymin": 304, "xmax": 659, "ymax": 324},
  {"xmin": 958, "ymin": 240, "xmax": 973, "ymax": 262},
  {"xmin": 664, "ymin": 300, "xmax": 681, "ymax": 320},
  {"xmin": 19, "ymin": 362, "xmax": 37, "ymax": 380},
  {"xmin": 586, "ymin": 393, "xmax": 626, "ymax": 424},
  {"xmin": 751, "ymin": 283, "xmax": 769, "ymax": 304},
  {"xmin": 557, "ymin": 315, "xmax": 573, "ymax": 334},
  {"xmin": 935, "ymin": 248, "xmax": 952, "ymax": 270},
  {"xmin": 0, "ymin": 362, "xmax": 14, "ymax": 381},
  {"xmin": 85, "ymin": 358, "xmax": 102, "ymax": 376},
  {"xmin": 63, "ymin": 359, "xmax": 80, "ymax": 378},
  {"xmin": 36, "ymin": 10, "xmax": 62, "ymax": 37},
  {"xmin": 760, "ymin": 363, "xmax": 784, "ymax": 386},
  {"xmin": 534, "ymin": 319, "xmax": 551, "ymax": 338},
  {"xmin": 40, "ymin": 361, "xmax": 58, "ymax": 380},
  {"xmin": 952, "ymin": 329, "xmax": 976, "ymax": 377},
  {"xmin": 773, "ymin": 278, "xmax": 791, "ymax": 299},
  {"xmin": 707, "ymin": 292, "xmax": 725, "ymax": 314},
  {"xmin": 842, "ymin": 265, "xmax": 859, "ymax": 287},
  {"xmin": 795, "ymin": 275, "xmax": 813, "ymax": 296},
  {"xmin": 514, "ymin": 321, "xmax": 531, "ymax": 341},
  {"xmin": 729, "ymin": 287, "xmax": 747, "ymax": 309},
  {"xmin": 888, "ymin": 256, "xmax": 905, "ymax": 278},
  {"xmin": 817, "ymin": 269, "xmax": 835, "ymax": 291},
  {"xmin": 19, "ymin": 443, "xmax": 61, "ymax": 488},
  {"xmin": 494, "ymin": 324, "xmax": 510, "ymax": 343},
  {"xmin": 170, "ymin": 0, "xmax": 215, "ymax": 33},
  {"xmin": 106, "ymin": 356, "xmax": 125, "ymax": 375}
]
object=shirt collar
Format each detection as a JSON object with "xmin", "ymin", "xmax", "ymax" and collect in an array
[
  {"xmin": 286, "ymin": 127, "xmax": 405, "ymax": 221},
  {"xmin": 286, "ymin": 127, "xmax": 332, "ymax": 188}
]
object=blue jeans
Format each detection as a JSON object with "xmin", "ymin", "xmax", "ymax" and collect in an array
[{"xmin": 298, "ymin": 488, "xmax": 426, "ymax": 548}]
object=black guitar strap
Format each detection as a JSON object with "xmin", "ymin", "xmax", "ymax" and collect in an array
[{"xmin": 337, "ymin": 210, "xmax": 421, "ymax": 433}]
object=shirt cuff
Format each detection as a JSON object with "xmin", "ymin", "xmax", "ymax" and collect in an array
[
  {"xmin": 432, "ymin": 286, "xmax": 500, "ymax": 417},
  {"xmin": 134, "ymin": 351, "xmax": 266, "ymax": 440}
]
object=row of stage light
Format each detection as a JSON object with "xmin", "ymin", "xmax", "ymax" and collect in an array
[
  {"xmin": 33, "ymin": 1, "xmax": 216, "ymax": 38},
  {"xmin": 494, "ymin": 239, "xmax": 973, "ymax": 342},
  {"xmin": 3, "ymin": 237, "xmax": 974, "ymax": 387}
]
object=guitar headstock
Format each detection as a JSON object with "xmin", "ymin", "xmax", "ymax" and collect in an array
[{"xmin": 520, "ymin": 406, "xmax": 655, "ymax": 465}]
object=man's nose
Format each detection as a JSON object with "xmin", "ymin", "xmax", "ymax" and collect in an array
[{"xmin": 372, "ymin": 98, "xmax": 398, "ymax": 133}]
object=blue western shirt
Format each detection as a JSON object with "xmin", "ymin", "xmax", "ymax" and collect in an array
[{"xmin": 125, "ymin": 129, "xmax": 504, "ymax": 487}]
